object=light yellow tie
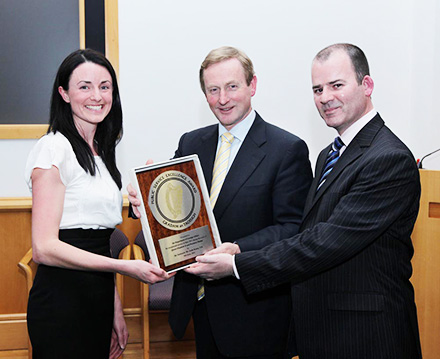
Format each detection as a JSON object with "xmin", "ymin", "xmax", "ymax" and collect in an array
[
  {"xmin": 197, "ymin": 132, "xmax": 234, "ymax": 300},
  {"xmin": 209, "ymin": 132, "xmax": 235, "ymax": 208}
]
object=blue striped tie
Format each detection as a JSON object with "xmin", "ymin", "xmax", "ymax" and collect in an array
[{"xmin": 316, "ymin": 136, "xmax": 344, "ymax": 192}]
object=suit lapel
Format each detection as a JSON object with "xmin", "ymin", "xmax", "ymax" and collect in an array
[
  {"xmin": 213, "ymin": 115, "xmax": 267, "ymax": 220},
  {"xmin": 302, "ymin": 114, "xmax": 385, "ymax": 221},
  {"xmin": 303, "ymin": 144, "xmax": 331, "ymax": 214},
  {"xmin": 197, "ymin": 127, "xmax": 218, "ymax": 191}
]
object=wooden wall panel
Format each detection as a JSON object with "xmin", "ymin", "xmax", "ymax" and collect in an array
[
  {"xmin": 411, "ymin": 170, "xmax": 440, "ymax": 359},
  {"xmin": 0, "ymin": 315, "xmax": 28, "ymax": 350},
  {"xmin": 0, "ymin": 197, "xmax": 144, "ymax": 352},
  {"xmin": 105, "ymin": 0, "xmax": 119, "ymax": 76},
  {"xmin": 0, "ymin": 207, "xmax": 32, "ymax": 314}
]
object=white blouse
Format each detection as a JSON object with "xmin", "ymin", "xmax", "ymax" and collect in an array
[{"xmin": 25, "ymin": 132, "xmax": 122, "ymax": 229}]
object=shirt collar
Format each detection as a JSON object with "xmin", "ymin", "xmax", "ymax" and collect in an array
[
  {"xmin": 340, "ymin": 108, "xmax": 377, "ymax": 147},
  {"xmin": 218, "ymin": 110, "xmax": 256, "ymax": 143}
]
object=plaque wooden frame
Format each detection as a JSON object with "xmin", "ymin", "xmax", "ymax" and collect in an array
[{"xmin": 129, "ymin": 155, "xmax": 221, "ymax": 272}]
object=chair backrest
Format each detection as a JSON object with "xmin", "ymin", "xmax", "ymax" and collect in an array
[
  {"xmin": 134, "ymin": 230, "xmax": 150, "ymax": 260},
  {"xmin": 149, "ymin": 277, "xmax": 175, "ymax": 310},
  {"xmin": 134, "ymin": 230, "xmax": 174, "ymax": 310},
  {"xmin": 110, "ymin": 228, "xmax": 130, "ymax": 259}
]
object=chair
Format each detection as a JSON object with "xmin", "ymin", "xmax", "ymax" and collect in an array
[
  {"xmin": 17, "ymin": 228, "xmax": 131, "ymax": 359},
  {"xmin": 132, "ymin": 230, "xmax": 175, "ymax": 359},
  {"xmin": 110, "ymin": 228, "xmax": 132, "ymax": 306},
  {"xmin": 17, "ymin": 248, "xmax": 35, "ymax": 359}
]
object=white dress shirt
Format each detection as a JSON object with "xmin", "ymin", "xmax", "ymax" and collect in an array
[{"xmin": 216, "ymin": 110, "xmax": 256, "ymax": 173}]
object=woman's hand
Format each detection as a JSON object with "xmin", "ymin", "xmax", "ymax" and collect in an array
[
  {"xmin": 122, "ymin": 259, "xmax": 171, "ymax": 284},
  {"xmin": 109, "ymin": 286, "xmax": 128, "ymax": 359}
]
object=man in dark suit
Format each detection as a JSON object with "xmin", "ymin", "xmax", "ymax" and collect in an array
[
  {"xmin": 129, "ymin": 46, "xmax": 312, "ymax": 358},
  {"xmin": 187, "ymin": 43, "xmax": 422, "ymax": 359}
]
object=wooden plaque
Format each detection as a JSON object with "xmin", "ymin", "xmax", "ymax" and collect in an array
[{"xmin": 130, "ymin": 155, "xmax": 221, "ymax": 272}]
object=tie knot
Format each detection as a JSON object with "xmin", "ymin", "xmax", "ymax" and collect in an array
[
  {"xmin": 333, "ymin": 136, "xmax": 344, "ymax": 151},
  {"xmin": 221, "ymin": 132, "xmax": 234, "ymax": 144}
]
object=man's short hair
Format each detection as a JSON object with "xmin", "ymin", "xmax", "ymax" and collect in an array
[
  {"xmin": 315, "ymin": 43, "xmax": 370, "ymax": 85},
  {"xmin": 199, "ymin": 46, "xmax": 255, "ymax": 94}
]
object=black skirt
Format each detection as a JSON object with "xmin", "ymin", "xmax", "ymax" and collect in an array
[{"xmin": 27, "ymin": 228, "xmax": 115, "ymax": 359}]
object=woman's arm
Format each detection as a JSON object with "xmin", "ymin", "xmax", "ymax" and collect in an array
[{"xmin": 31, "ymin": 166, "xmax": 169, "ymax": 283}]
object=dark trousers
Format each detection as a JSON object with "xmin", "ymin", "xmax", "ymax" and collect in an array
[{"xmin": 193, "ymin": 298, "xmax": 284, "ymax": 359}]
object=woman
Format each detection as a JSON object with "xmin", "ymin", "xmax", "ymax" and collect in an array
[{"xmin": 25, "ymin": 49, "xmax": 169, "ymax": 358}]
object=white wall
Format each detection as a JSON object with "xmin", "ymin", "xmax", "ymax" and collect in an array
[{"xmin": 1, "ymin": 0, "xmax": 439, "ymax": 197}]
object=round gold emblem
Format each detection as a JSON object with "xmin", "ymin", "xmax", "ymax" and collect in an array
[{"xmin": 148, "ymin": 170, "xmax": 201, "ymax": 230}]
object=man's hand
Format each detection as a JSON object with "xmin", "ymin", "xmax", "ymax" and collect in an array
[
  {"xmin": 127, "ymin": 159, "xmax": 154, "ymax": 218},
  {"xmin": 127, "ymin": 183, "xmax": 141, "ymax": 218},
  {"xmin": 204, "ymin": 242, "xmax": 241, "ymax": 256},
  {"xmin": 185, "ymin": 253, "xmax": 234, "ymax": 280}
]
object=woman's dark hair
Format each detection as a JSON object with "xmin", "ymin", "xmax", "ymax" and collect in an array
[{"xmin": 48, "ymin": 48, "xmax": 123, "ymax": 189}]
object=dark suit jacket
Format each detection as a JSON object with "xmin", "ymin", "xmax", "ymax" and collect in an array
[
  {"xmin": 236, "ymin": 114, "xmax": 422, "ymax": 359},
  {"xmin": 168, "ymin": 113, "xmax": 313, "ymax": 357}
]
